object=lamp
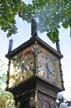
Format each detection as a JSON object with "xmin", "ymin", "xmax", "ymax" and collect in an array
[
  {"xmin": 57, "ymin": 92, "xmax": 64, "ymax": 103},
  {"xmin": 56, "ymin": 92, "xmax": 71, "ymax": 108},
  {"xmin": 59, "ymin": 102, "xmax": 68, "ymax": 108}
]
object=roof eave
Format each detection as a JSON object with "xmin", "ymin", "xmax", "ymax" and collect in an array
[{"xmin": 6, "ymin": 36, "xmax": 63, "ymax": 59}]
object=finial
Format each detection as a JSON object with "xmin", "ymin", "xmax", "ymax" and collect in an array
[
  {"xmin": 8, "ymin": 39, "xmax": 13, "ymax": 53},
  {"xmin": 56, "ymin": 38, "xmax": 61, "ymax": 53},
  {"xmin": 31, "ymin": 19, "xmax": 38, "ymax": 37}
]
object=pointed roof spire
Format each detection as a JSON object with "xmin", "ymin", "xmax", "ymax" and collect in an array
[{"xmin": 31, "ymin": 19, "xmax": 38, "ymax": 37}]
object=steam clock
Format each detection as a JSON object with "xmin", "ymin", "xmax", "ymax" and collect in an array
[{"xmin": 6, "ymin": 20, "xmax": 64, "ymax": 108}]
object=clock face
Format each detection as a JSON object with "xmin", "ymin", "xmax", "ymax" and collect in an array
[
  {"xmin": 9, "ymin": 46, "xmax": 34, "ymax": 87},
  {"xmin": 37, "ymin": 45, "xmax": 62, "ymax": 89},
  {"xmin": 46, "ymin": 56, "xmax": 58, "ymax": 85}
]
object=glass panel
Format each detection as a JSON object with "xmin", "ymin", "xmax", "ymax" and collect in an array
[
  {"xmin": 38, "ymin": 95, "xmax": 51, "ymax": 108},
  {"xmin": 37, "ymin": 45, "xmax": 62, "ymax": 88},
  {"xmin": 9, "ymin": 46, "xmax": 34, "ymax": 87},
  {"xmin": 38, "ymin": 97, "xmax": 46, "ymax": 108}
]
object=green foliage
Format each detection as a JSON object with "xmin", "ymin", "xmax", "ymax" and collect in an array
[
  {"xmin": 0, "ymin": 0, "xmax": 71, "ymax": 42},
  {"xmin": 0, "ymin": 60, "xmax": 15, "ymax": 108},
  {"xmin": 47, "ymin": 29, "xmax": 59, "ymax": 43},
  {"xmin": 0, "ymin": 0, "xmax": 25, "ymax": 37},
  {"xmin": 0, "ymin": 59, "xmax": 7, "ymax": 89},
  {"xmin": 0, "ymin": 90, "xmax": 15, "ymax": 108}
]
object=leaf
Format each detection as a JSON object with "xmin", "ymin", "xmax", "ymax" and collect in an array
[
  {"xmin": 62, "ymin": 21, "xmax": 69, "ymax": 29},
  {"xmin": 47, "ymin": 29, "xmax": 59, "ymax": 43}
]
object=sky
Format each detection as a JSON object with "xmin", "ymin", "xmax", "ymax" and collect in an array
[{"xmin": 0, "ymin": 0, "xmax": 71, "ymax": 100}]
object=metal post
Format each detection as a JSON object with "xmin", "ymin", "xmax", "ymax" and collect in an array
[
  {"xmin": 35, "ymin": 90, "xmax": 38, "ymax": 108},
  {"xmin": 56, "ymin": 38, "xmax": 61, "ymax": 53}
]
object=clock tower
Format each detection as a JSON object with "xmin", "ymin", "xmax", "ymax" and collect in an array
[{"xmin": 6, "ymin": 20, "xmax": 64, "ymax": 108}]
